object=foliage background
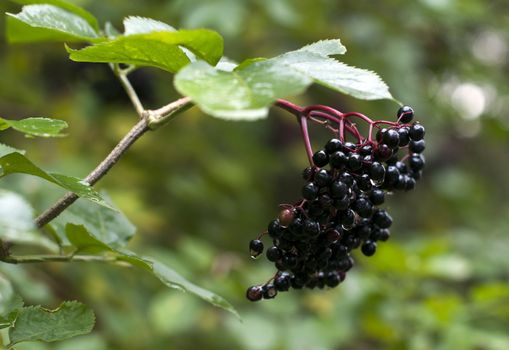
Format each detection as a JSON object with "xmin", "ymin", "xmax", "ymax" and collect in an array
[{"xmin": 1, "ymin": 0, "xmax": 509, "ymax": 349}]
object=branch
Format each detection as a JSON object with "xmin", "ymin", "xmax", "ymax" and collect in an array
[
  {"xmin": 0, "ymin": 254, "xmax": 119, "ymax": 264},
  {"xmin": 113, "ymin": 64, "xmax": 144, "ymax": 117},
  {"xmin": 35, "ymin": 118, "xmax": 149, "ymax": 228},
  {"xmin": 145, "ymin": 97, "xmax": 194, "ymax": 129}
]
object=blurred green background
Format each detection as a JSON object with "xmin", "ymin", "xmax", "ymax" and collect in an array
[{"xmin": 1, "ymin": 0, "xmax": 509, "ymax": 349}]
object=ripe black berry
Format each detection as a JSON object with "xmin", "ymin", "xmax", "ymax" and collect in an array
[
  {"xmin": 372, "ymin": 209, "xmax": 393, "ymax": 229},
  {"xmin": 314, "ymin": 169, "xmax": 332, "ymax": 187},
  {"xmin": 268, "ymin": 219, "xmax": 283, "ymax": 238},
  {"xmin": 369, "ymin": 188, "xmax": 385, "ymax": 205},
  {"xmin": 302, "ymin": 167, "xmax": 315, "ymax": 181},
  {"xmin": 361, "ymin": 241, "xmax": 377, "ymax": 256},
  {"xmin": 249, "ymin": 239, "xmax": 264, "ymax": 258},
  {"xmin": 369, "ymin": 162, "xmax": 385, "ymax": 182},
  {"xmin": 330, "ymin": 180, "xmax": 348, "ymax": 198},
  {"xmin": 409, "ymin": 154, "xmax": 425, "ymax": 171},
  {"xmin": 313, "ymin": 150, "xmax": 329, "ymax": 167},
  {"xmin": 409, "ymin": 139, "xmax": 425, "ymax": 153},
  {"xmin": 266, "ymin": 246, "xmax": 282, "ymax": 262},
  {"xmin": 330, "ymin": 151, "xmax": 347, "ymax": 169},
  {"xmin": 409, "ymin": 123, "xmax": 425, "ymax": 141},
  {"xmin": 302, "ymin": 182, "xmax": 319, "ymax": 200},
  {"xmin": 325, "ymin": 138, "xmax": 343, "ymax": 153},
  {"xmin": 397, "ymin": 105, "xmax": 414, "ymax": 123},
  {"xmin": 382, "ymin": 129, "xmax": 400, "ymax": 149},
  {"xmin": 246, "ymin": 285, "xmax": 263, "ymax": 301},
  {"xmin": 397, "ymin": 127, "xmax": 410, "ymax": 147},
  {"xmin": 262, "ymin": 284, "xmax": 278, "ymax": 299},
  {"xmin": 274, "ymin": 274, "xmax": 291, "ymax": 291},
  {"xmin": 347, "ymin": 154, "xmax": 363, "ymax": 171}
]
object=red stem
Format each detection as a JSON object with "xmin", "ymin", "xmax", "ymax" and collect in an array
[{"xmin": 299, "ymin": 115, "xmax": 315, "ymax": 166}]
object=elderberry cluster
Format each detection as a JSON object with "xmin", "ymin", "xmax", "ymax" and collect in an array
[{"xmin": 246, "ymin": 106, "xmax": 425, "ymax": 301}]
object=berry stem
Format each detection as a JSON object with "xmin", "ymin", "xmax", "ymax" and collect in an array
[
  {"xmin": 274, "ymin": 99, "xmax": 304, "ymax": 116},
  {"xmin": 299, "ymin": 115, "xmax": 315, "ymax": 166}
]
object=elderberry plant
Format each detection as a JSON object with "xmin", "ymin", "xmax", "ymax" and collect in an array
[{"xmin": 0, "ymin": 0, "xmax": 420, "ymax": 346}]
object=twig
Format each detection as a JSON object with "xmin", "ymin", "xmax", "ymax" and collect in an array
[
  {"xmin": 35, "ymin": 118, "xmax": 149, "ymax": 228},
  {"xmin": 113, "ymin": 64, "xmax": 144, "ymax": 117}
]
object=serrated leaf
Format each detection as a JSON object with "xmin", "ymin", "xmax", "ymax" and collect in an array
[
  {"xmin": 67, "ymin": 29, "xmax": 223, "ymax": 72},
  {"xmin": 123, "ymin": 16, "xmax": 176, "ymax": 35},
  {"xmin": 10, "ymin": 0, "xmax": 100, "ymax": 31},
  {"xmin": 0, "ymin": 290, "xmax": 23, "ymax": 329},
  {"xmin": 175, "ymin": 39, "xmax": 393, "ymax": 120},
  {"xmin": 6, "ymin": 4, "xmax": 101, "ymax": 43},
  {"xmin": 8, "ymin": 301, "xmax": 95, "ymax": 346},
  {"xmin": 0, "ymin": 117, "xmax": 68, "ymax": 137},
  {"xmin": 51, "ymin": 193, "xmax": 135, "ymax": 248},
  {"xmin": 175, "ymin": 60, "xmax": 311, "ymax": 120},
  {"xmin": 116, "ymin": 251, "xmax": 239, "ymax": 318},
  {"xmin": 0, "ymin": 152, "xmax": 114, "ymax": 211},
  {"xmin": 0, "ymin": 190, "xmax": 58, "ymax": 251},
  {"xmin": 296, "ymin": 39, "xmax": 347, "ymax": 56}
]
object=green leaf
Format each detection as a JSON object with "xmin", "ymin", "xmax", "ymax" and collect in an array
[
  {"xmin": 59, "ymin": 224, "xmax": 237, "ymax": 317},
  {"xmin": 116, "ymin": 251, "xmax": 239, "ymax": 319},
  {"xmin": 0, "ymin": 117, "xmax": 68, "ymax": 137},
  {"xmin": 9, "ymin": 0, "xmax": 100, "ymax": 31},
  {"xmin": 64, "ymin": 224, "xmax": 113, "ymax": 254},
  {"xmin": 0, "ymin": 190, "xmax": 58, "ymax": 251},
  {"xmin": 67, "ymin": 29, "xmax": 224, "ymax": 72},
  {"xmin": 6, "ymin": 4, "xmax": 101, "ymax": 44},
  {"xmin": 8, "ymin": 301, "xmax": 95, "ymax": 346},
  {"xmin": 175, "ymin": 60, "xmax": 311, "ymax": 120},
  {"xmin": 175, "ymin": 39, "xmax": 393, "ymax": 120},
  {"xmin": 123, "ymin": 16, "xmax": 176, "ymax": 35},
  {"xmin": 0, "ymin": 143, "xmax": 25, "ymax": 158},
  {"xmin": 52, "ymin": 194, "xmax": 135, "ymax": 248},
  {"xmin": 0, "ymin": 152, "xmax": 114, "ymax": 211}
]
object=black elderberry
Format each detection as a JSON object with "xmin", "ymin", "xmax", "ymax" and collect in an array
[
  {"xmin": 338, "ymin": 172, "xmax": 355, "ymax": 187},
  {"xmin": 404, "ymin": 177, "xmax": 416, "ymax": 191},
  {"xmin": 409, "ymin": 139, "xmax": 425, "ymax": 153},
  {"xmin": 357, "ymin": 174, "xmax": 373, "ymax": 192},
  {"xmin": 369, "ymin": 162, "xmax": 385, "ymax": 182},
  {"xmin": 249, "ymin": 239, "xmax": 264, "ymax": 258},
  {"xmin": 302, "ymin": 167, "xmax": 315, "ymax": 181},
  {"xmin": 303, "ymin": 219, "xmax": 321, "ymax": 238},
  {"xmin": 266, "ymin": 246, "xmax": 282, "ymax": 262},
  {"xmin": 326, "ymin": 271, "xmax": 341, "ymax": 287},
  {"xmin": 246, "ymin": 285, "xmax": 263, "ymax": 301},
  {"xmin": 343, "ymin": 142, "xmax": 357, "ymax": 153},
  {"xmin": 330, "ymin": 151, "xmax": 348, "ymax": 169},
  {"xmin": 314, "ymin": 169, "xmax": 332, "ymax": 187},
  {"xmin": 397, "ymin": 127, "xmax": 410, "ymax": 147},
  {"xmin": 361, "ymin": 241, "xmax": 377, "ymax": 257},
  {"xmin": 384, "ymin": 165, "xmax": 400, "ymax": 186},
  {"xmin": 369, "ymin": 188, "xmax": 385, "ymax": 205},
  {"xmin": 313, "ymin": 150, "xmax": 329, "ymax": 167},
  {"xmin": 302, "ymin": 182, "xmax": 319, "ymax": 200},
  {"xmin": 395, "ymin": 161, "xmax": 408, "ymax": 174},
  {"xmin": 372, "ymin": 209, "xmax": 393, "ymax": 229},
  {"xmin": 339, "ymin": 209, "xmax": 355, "ymax": 228},
  {"xmin": 262, "ymin": 284, "xmax": 278, "ymax": 299},
  {"xmin": 353, "ymin": 197, "xmax": 373, "ymax": 218},
  {"xmin": 288, "ymin": 217, "xmax": 303, "ymax": 236},
  {"xmin": 375, "ymin": 144, "xmax": 393, "ymax": 161},
  {"xmin": 397, "ymin": 105, "xmax": 414, "ymax": 124},
  {"xmin": 359, "ymin": 144, "xmax": 374, "ymax": 156},
  {"xmin": 409, "ymin": 123, "xmax": 425, "ymax": 141},
  {"xmin": 376, "ymin": 128, "xmax": 386, "ymax": 143},
  {"xmin": 318, "ymin": 194, "xmax": 333, "ymax": 209},
  {"xmin": 282, "ymin": 254, "xmax": 298, "ymax": 269},
  {"xmin": 274, "ymin": 274, "xmax": 291, "ymax": 291},
  {"xmin": 330, "ymin": 180, "xmax": 348, "ymax": 198},
  {"xmin": 409, "ymin": 154, "xmax": 425, "ymax": 171},
  {"xmin": 268, "ymin": 219, "xmax": 283, "ymax": 238},
  {"xmin": 325, "ymin": 138, "xmax": 343, "ymax": 153},
  {"xmin": 347, "ymin": 154, "xmax": 363, "ymax": 171},
  {"xmin": 382, "ymin": 128, "xmax": 400, "ymax": 149}
]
